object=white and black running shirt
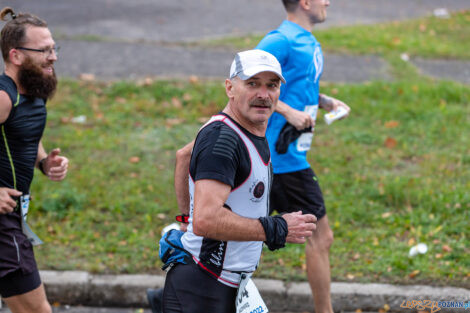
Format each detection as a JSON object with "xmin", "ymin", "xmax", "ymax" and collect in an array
[{"xmin": 181, "ymin": 113, "xmax": 272, "ymax": 287}]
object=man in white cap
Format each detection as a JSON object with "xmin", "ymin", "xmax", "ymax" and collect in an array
[{"xmin": 160, "ymin": 49, "xmax": 317, "ymax": 313}]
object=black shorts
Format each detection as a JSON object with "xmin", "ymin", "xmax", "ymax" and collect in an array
[
  {"xmin": 270, "ymin": 167, "xmax": 326, "ymax": 220},
  {"xmin": 163, "ymin": 261, "xmax": 237, "ymax": 313},
  {"xmin": 0, "ymin": 269, "xmax": 41, "ymax": 298},
  {"xmin": 0, "ymin": 213, "xmax": 39, "ymax": 278}
]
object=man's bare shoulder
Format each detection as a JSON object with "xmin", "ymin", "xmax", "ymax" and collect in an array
[{"xmin": 0, "ymin": 90, "xmax": 13, "ymax": 124}]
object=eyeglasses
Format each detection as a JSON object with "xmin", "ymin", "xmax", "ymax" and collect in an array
[{"xmin": 15, "ymin": 46, "xmax": 60, "ymax": 57}]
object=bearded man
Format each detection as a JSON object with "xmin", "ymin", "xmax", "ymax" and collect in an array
[{"xmin": 0, "ymin": 7, "xmax": 69, "ymax": 313}]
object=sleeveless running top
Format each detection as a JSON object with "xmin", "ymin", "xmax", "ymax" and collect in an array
[
  {"xmin": 182, "ymin": 114, "xmax": 271, "ymax": 287},
  {"xmin": 0, "ymin": 74, "xmax": 47, "ymax": 194}
]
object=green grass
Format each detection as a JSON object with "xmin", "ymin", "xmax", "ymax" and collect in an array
[
  {"xmin": 205, "ymin": 10, "xmax": 470, "ymax": 60},
  {"xmin": 30, "ymin": 76, "xmax": 469, "ymax": 288},
  {"xmin": 260, "ymin": 80, "xmax": 469, "ymax": 287}
]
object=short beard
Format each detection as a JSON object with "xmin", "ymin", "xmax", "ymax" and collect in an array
[{"xmin": 18, "ymin": 57, "xmax": 57, "ymax": 100}]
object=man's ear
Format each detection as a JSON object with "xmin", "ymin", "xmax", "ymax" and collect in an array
[
  {"xmin": 9, "ymin": 48, "xmax": 24, "ymax": 66},
  {"xmin": 225, "ymin": 78, "xmax": 235, "ymax": 99},
  {"xmin": 299, "ymin": 0, "xmax": 311, "ymax": 10}
]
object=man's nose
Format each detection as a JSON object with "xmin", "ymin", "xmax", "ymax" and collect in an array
[
  {"xmin": 257, "ymin": 85, "xmax": 269, "ymax": 98},
  {"xmin": 47, "ymin": 50, "xmax": 57, "ymax": 62}
]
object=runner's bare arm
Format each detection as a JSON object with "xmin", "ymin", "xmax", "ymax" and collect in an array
[
  {"xmin": 319, "ymin": 94, "xmax": 351, "ymax": 117},
  {"xmin": 192, "ymin": 179, "xmax": 266, "ymax": 241},
  {"xmin": 0, "ymin": 90, "xmax": 12, "ymax": 124},
  {"xmin": 193, "ymin": 179, "xmax": 316, "ymax": 243},
  {"xmin": 174, "ymin": 140, "xmax": 194, "ymax": 215},
  {"xmin": 275, "ymin": 99, "xmax": 315, "ymax": 130}
]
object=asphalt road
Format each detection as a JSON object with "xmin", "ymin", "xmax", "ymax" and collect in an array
[
  {"xmin": 9, "ymin": 0, "xmax": 470, "ymax": 43},
  {"xmin": 2, "ymin": 0, "xmax": 469, "ymax": 83}
]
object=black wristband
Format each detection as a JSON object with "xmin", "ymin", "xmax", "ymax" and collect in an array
[
  {"xmin": 38, "ymin": 157, "xmax": 47, "ymax": 175},
  {"xmin": 259, "ymin": 215, "xmax": 288, "ymax": 251}
]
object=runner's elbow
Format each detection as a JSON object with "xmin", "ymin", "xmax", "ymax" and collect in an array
[{"xmin": 192, "ymin": 214, "xmax": 211, "ymax": 237}]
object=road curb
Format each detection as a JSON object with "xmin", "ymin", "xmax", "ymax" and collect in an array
[{"xmin": 40, "ymin": 271, "xmax": 470, "ymax": 312}]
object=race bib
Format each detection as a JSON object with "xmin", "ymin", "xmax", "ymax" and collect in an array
[
  {"xmin": 296, "ymin": 105, "xmax": 318, "ymax": 152},
  {"xmin": 20, "ymin": 195, "xmax": 43, "ymax": 246},
  {"xmin": 236, "ymin": 274, "xmax": 269, "ymax": 313}
]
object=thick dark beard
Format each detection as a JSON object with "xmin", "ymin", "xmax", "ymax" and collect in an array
[{"xmin": 18, "ymin": 57, "xmax": 57, "ymax": 100}]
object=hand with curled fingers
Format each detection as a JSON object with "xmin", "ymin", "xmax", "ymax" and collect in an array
[
  {"xmin": 282, "ymin": 211, "xmax": 317, "ymax": 244},
  {"xmin": 43, "ymin": 148, "xmax": 69, "ymax": 181},
  {"xmin": 0, "ymin": 187, "xmax": 22, "ymax": 214},
  {"xmin": 285, "ymin": 109, "xmax": 316, "ymax": 131}
]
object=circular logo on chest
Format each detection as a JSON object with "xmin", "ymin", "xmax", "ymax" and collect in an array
[{"xmin": 253, "ymin": 181, "xmax": 265, "ymax": 199}]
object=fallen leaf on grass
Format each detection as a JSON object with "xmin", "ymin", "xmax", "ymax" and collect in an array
[
  {"xmin": 171, "ymin": 97, "xmax": 183, "ymax": 109},
  {"xmin": 384, "ymin": 120, "xmax": 400, "ymax": 128},
  {"xmin": 183, "ymin": 93, "xmax": 192, "ymax": 101},
  {"xmin": 197, "ymin": 117, "xmax": 210, "ymax": 123},
  {"xmin": 409, "ymin": 269, "xmax": 420, "ymax": 278},
  {"xmin": 79, "ymin": 73, "xmax": 95, "ymax": 81},
  {"xmin": 442, "ymin": 245, "xmax": 452, "ymax": 252},
  {"xmin": 189, "ymin": 75, "xmax": 199, "ymax": 84},
  {"xmin": 129, "ymin": 156, "xmax": 140, "ymax": 163},
  {"xmin": 381, "ymin": 212, "xmax": 392, "ymax": 218},
  {"xmin": 384, "ymin": 137, "xmax": 397, "ymax": 149},
  {"xmin": 165, "ymin": 118, "xmax": 184, "ymax": 127},
  {"xmin": 115, "ymin": 97, "xmax": 126, "ymax": 104}
]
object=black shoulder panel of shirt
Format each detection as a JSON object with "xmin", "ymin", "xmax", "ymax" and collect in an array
[
  {"xmin": 190, "ymin": 113, "xmax": 270, "ymax": 189},
  {"xmin": 218, "ymin": 113, "xmax": 270, "ymax": 164}
]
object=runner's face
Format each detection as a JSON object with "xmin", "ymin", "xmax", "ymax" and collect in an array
[
  {"xmin": 229, "ymin": 72, "xmax": 280, "ymax": 129},
  {"xmin": 18, "ymin": 26, "xmax": 57, "ymax": 77},
  {"xmin": 307, "ymin": 0, "xmax": 330, "ymax": 24}
]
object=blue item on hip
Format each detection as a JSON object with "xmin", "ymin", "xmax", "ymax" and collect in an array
[{"xmin": 159, "ymin": 229, "xmax": 190, "ymax": 270}]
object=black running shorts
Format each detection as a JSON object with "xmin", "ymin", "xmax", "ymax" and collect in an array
[
  {"xmin": 270, "ymin": 167, "xmax": 326, "ymax": 220},
  {"xmin": 0, "ymin": 269, "xmax": 41, "ymax": 298},
  {"xmin": 163, "ymin": 261, "xmax": 237, "ymax": 313},
  {"xmin": 0, "ymin": 214, "xmax": 38, "ymax": 279}
]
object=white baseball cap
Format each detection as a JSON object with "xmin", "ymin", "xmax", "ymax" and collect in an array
[{"xmin": 230, "ymin": 49, "xmax": 286, "ymax": 83}]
